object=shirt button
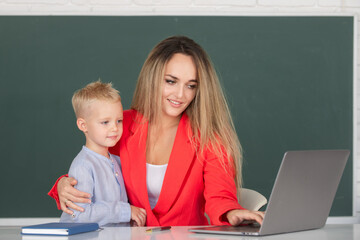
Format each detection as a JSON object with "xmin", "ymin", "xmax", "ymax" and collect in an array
[{"xmin": 115, "ymin": 172, "xmax": 118, "ymax": 176}]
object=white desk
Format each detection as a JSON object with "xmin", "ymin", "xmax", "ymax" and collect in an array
[{"xmin": 1, "ymin": 224, "xmax": 359, "ymax": 240}]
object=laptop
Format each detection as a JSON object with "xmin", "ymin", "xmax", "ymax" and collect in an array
[{"xmin": 189, "ymin": 150, "xmax": 350, "ymax": 236}]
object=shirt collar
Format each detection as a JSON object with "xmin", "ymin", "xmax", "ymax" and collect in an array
[{"xmin": 82, "ymin": 146, "xmax": 114, "ymax": 164}]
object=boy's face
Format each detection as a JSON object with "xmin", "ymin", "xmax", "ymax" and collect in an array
[{"xmin": 79, "ymin": 99, "xmax": 123, "ymax": 155}]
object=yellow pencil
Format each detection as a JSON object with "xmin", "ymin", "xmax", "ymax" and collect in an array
[{"xmin": 146, "ymin": 226, "xmax": 171, "ymax": 233}]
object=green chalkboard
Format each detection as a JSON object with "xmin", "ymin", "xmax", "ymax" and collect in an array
[{"xmin": 0, "ymin": 16, "xmax": 353, "ymax": 217}]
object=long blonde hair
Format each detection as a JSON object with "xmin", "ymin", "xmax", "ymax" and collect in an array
[{"xmin": 131, "ymin": 36, "xmax": 242, "ymax": 187}]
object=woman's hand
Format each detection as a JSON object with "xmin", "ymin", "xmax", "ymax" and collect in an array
[
  {"xmin": 226, "ymin": 209, "xmax": 265, "ymax": 226},
  {"xmin": 58, "ymin": 177, "xmax": 91, "ymax": 215}
]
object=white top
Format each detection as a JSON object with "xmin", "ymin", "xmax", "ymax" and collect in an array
[{"xmin": 146, "ymin": 163, "xmax": 168, "ymax": 209}]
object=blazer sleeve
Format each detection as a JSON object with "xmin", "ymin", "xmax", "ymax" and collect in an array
[
  {"xmin": 47, "ymin": 174, "xmax": 69, "ymax": 210},
  {"xmin": 203, "ymin": 150, "xmax": 244, "ymax": 225}
]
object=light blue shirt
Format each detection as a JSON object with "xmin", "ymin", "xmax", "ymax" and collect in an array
[{"xmin": 60, "ymin": 146, "xmax": 131, "ymax": 226}]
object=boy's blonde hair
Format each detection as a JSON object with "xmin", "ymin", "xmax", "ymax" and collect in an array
[{"xmin": 72, "ymin": 80, "xmax": 121, "ymax": 118}]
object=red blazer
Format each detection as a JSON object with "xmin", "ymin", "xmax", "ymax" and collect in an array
[{"xmin": 109, "ymin": 110, "xmax": 244, "ymax": 226}]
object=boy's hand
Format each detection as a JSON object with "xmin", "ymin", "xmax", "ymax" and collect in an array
[{"xmin": 130, "ymin": 205, "xmax": 147, "ymax": 226}]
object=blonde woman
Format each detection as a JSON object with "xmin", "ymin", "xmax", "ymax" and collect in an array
[{"xmin": 49, "ymin": 36, "xmax": 264, "ymax": 226}]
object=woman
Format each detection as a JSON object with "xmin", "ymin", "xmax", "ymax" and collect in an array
[{"xmin": 49, "ymin": 36, "xmax": 264, "ymax": 226}]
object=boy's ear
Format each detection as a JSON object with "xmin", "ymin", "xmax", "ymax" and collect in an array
[{"xmin": 76, "ymin": 118, "xmax": 87, "ymax": 132}]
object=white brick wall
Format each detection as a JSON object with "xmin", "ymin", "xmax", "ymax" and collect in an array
[
  {"xmin": 0, "ymin": 0, "xmax": 359, "ymax": 220},
  {"xmin": 2, "ymin": 0, "xmax": 359, "ymax": 15}
]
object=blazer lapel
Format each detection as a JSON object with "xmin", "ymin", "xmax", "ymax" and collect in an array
[
  {"xmin": 153, "ymin": 114, "xmax": 196, "ymax": 215},
  {"xmin": 124, "ymin": 114, "xmax": 152, "ymax": 210}
]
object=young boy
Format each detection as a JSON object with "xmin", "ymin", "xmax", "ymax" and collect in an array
[{"xmin": 60, "ymin": 81, "xmax": 146, "ymax": 226}]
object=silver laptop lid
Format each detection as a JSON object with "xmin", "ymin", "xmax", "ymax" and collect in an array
[{"xmin": 259, "ymin": 150, "xmax": 349, "ymax": 235}]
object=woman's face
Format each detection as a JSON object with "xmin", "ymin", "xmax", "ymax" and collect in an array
[{"xmin": 161, "ymin": 53, "xmax": 198, "ymax": 121}]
